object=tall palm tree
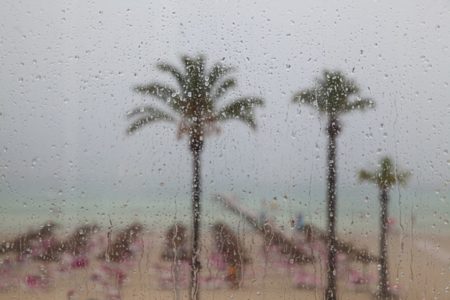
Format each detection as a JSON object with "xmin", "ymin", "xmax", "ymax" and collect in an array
[
  {"xmin": 359, "ymin": 156, "xmax": 410, "ymax": 299},
  {"xmin": 292, "ymin": 70, "xmax": 374, "ymax": 300},
  {"xmin": 126, "ymin": 55, "xmax": 263, "ymax": 300}
]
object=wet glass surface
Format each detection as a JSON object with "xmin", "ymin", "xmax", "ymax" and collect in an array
[{"xmin": 0, "ymin": 1, "xmax": 449, "ymax": 299}]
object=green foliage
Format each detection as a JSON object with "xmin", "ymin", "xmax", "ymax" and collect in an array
[
  {"xmin": 217, "ymin": 97, "xmax": 264, "ymax": 129},
  {"xmin": 127, "ymin": 55, "xmax": 264, "ymax": 136},
  {"xmin": 292, "ymin": 70, "xmax": 374, "ymax": 117},
  {"xmin": 126, "ymin": 106, "xmax": 175, "ymax": 134},
  {"xmin": 358, "ymin": 156, "xmax": 411, "ymax": 189}
]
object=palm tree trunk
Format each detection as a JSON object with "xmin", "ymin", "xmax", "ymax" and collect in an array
[
  {"xmin": 325, "ymin": 117, "xmax": 339, "ymax": 300},
  {"xmin": 189, "ymin": 138, "xmax": 203, "ymax": 300},
  {"xmin": 378, "ymin": 187, "xmax": 389, "ymax": 299}
]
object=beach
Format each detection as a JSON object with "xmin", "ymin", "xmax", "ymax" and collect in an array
[{"xmin": 0, "ymin": 228, "xmax": 448, "ymax": 300}]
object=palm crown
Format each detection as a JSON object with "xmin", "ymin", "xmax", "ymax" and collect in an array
[
  {"xmin": 127, "ymin": 55, "xmax": 263, "ymax": 138},
  {"xmin": 292, "ymin": 70, "xmax": 374, "ymax": 117},
  {"xmin": 359, "ymin": 156, "xmax": 410, "ymax": 189}
]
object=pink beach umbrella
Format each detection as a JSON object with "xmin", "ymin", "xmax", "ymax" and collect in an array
[{"xmin": 24, "ymin": 273, "xmax": 50, "ymax": 290}]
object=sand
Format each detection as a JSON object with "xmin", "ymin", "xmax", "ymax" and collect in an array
[{"xmin": 0, "ymin": 230, "xmax": 448, "ymax": 300}]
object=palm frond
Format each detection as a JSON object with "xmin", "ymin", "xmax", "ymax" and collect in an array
[
  {"xmin": 378, "ymin": 157, "xmax": 395, "ymax": 187},
  {"xmin": 396, "ymin": 171, "xmax": 411, "ymax": 186},
  {"xmin": 181, "ymin": 55, "xmax": 208, "ymax": 100},
  {"xmin": 181, "ymin": 55, "xmax": 196, "ymax": 67},
  {"xmin": 358, "ymin": 170, "xmax": 376, "ymax": 183},
  {"xmin": 126, "ymin": 106, "xmax": 174, "ymax": 134},
  {"xmin": 133, "ymin": 83, "xmax": 184, "ymax": 113},
  {"xmin": 359, "ymin": 156, "xmax": 410, "ymax": 188},
  {"xmin": 156, "ymin": 63, "xmax": 185, "ymax": 88},
  {"xmin": 217, "ymin": 97, "xmax": 264, "ymax": 129},
  {"xmin": 128, "ymin": 55, "xmax": 264, "ymax": 138},
  {"xmin": 214, "ymin": 78, "xmax": 236, "ymax": 99},
  {"xmin": 207, "ymin": 63, "xmax": 234, "ymax": 87},
  {"xmin": 292, "ymin": 89, "xmax": 319, "ymax": 108},
  {"xmin": 126, "ymin": 106, "xmax": 171, "ymax": 119},
  {"xmin": 133, "ymin": 83, "xmax": 178, "ymax": 99},
  {"xmin": 344, "ymin": 98, "xmax": 375, "ymax": 112},
  {"xmin": 338, "ymin": 73, "xmax": 360, "ymax": 95},
  {"xmin": 293, "ymin": 70, "xmax": 374, "ymax": 117},
  {"xmin": 183, "ymin": 55, "xmax": 205, "ymax": 77}
]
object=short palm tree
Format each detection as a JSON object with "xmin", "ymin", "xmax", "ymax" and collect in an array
[
  {"xmin": 359, "ymin": 157, "xmax": 410, "ymax": 300},
  {"xmin": 126, "ymin": 55, "xmax": 263, "ymax": 300},
  {"xmin": 292, "ymin": 70, "xmax": 374, "ymax": 300}
]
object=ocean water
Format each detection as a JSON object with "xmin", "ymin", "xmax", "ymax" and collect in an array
[{"xmin": 0, "ymin": 184, "xmax": 448, "ymax": 236}]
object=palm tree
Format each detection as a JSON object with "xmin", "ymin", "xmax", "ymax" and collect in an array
[
  {"xmin": 126, "ymin": 55, "xmax": 263, "ymax": 300},
  {"xmin": 358, "ymin": 157, "xmax": 410, "ymax": 299},
  {"xmin": 292, "ymin": 70, "xmax": 374, "ymax": 300}
]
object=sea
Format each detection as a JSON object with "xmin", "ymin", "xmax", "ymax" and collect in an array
[{"xmin": 0, "ymin": 184, "xmax": 448, "ymax": 237}]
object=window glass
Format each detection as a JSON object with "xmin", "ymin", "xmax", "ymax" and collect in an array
[{"xmin": 0, "ymin": 1, "xmax": 448, "ymax": 299}]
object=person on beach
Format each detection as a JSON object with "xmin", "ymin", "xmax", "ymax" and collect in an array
[{"xmin": 294, "ymin": 213, "xmax": 305, "ymax": 231}]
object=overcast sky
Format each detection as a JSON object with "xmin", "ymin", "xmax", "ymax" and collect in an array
[{"xmin": 1, "ymin": 0, "xmax": 449, "ymax": 215}]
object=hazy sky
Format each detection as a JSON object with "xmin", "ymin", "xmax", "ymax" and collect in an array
[{"xmin": 1, "ymin": 0, "xmax": 449, "ymax": 212}]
